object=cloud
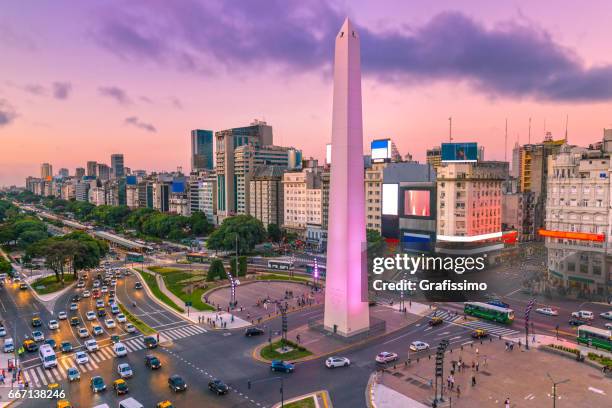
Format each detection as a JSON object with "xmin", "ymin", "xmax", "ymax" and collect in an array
[
  {"xmin": 22, "ymin": 84, "xmax": 47, "ymax": 96},
  {"xmin": 93, "ymin": 1, "xmax": 612, "ymax": 102},
  {"xmin": 52, "ymin": 82, "xmax": 72, "ymax": 100},
  {"xmin": 98, "ymin": 86, "xmax": 132, "ymax": 105},
  {"xmin": 124, "ymin": 116, "xmax": 156, "ymax": 132},
  {"xmin": 169, "ymin": 97, "xmax": 183, "ymax": 110},
  {"xmin": 0, "ymin": 99, "xmax": 18, "ymax": 127}
]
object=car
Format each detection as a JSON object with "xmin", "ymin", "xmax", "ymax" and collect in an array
[
  {"xmin": 145, "ymin": 354, "xmax": 162, "ymax": 369},
  {"xmin": 101, "ymin": 286, "xmax": 108, "ymax": 293},
  {"xmin": 117, "ymin": 362, "xmax": 133, "ymax": 378},
  {"xmin": 23, "ymin": 339, "xmax": 38, "ymax": 352},
  {"xmin": 69, "ymin": 303, "xmax": 78, "ymax": 311},
  {"xmin": 57, "ymin": 312, "xmax": 68, "ymax": 320},
  {"xmin": 70, "ymin": 317, "xmax": 80, "ymax": 326},
  {"xmin": 97, "ymin": 307, "xmax": 107, "ymax": 317},
  {"xmin": 48, "ymin": 320, "xmax": 59, "ymax": 330},
  {"xmin": 31, "ymin": 317, "xmax": 42, "ymax": 327},
  {"xmin": 90, "ymin": 376, "xmax": 106, "ymax": 393},
  {"xmin": 32, "ymin": 330, "xmax": 45, "ymax": 342},
  {"xmin": 156, "ymin": 401, "xmax": 174, "ymax": 408},
  {"xmin": 600, "ymin": 311, "xmax": 612, "ymax": 320},
  {"xmin": 535, "ymin": 307, "xmax": 558, "ymax": 316},
  {"xmin": 325, "ymin": 356, "xmax": 351, "ymax": 368},
  {"xmin": 67, "ymin": 367, "xmax": 80, "ymax": 382},
  {"xmin": 92, "ymin": 290, "xmax": 100, "ymax": 299},
  {"xmin": 569, "ymin": 317, "xmax": 588, "ymax": 326},
  {"xmin": 82, "ymin": 290, "xmax": 90, "ymax": 298},
  {"xmin": 125, "ymin": 323, "xmax": 136, "ymax": 333},
  {"xmin": 77, "ymin": 281, "xmax": 85, "ymax": 288},
  {"xmin": 111, "ymin": 335, "xmax": 121, "ymax": 344},
  {"xmin": 111, "ymin": 304, "xmax": 120, "ymax": 314},
  {"xmin": 472, "ymin": 329, "xmax": 488, "ymax": 339},
  {"xmin": 56, "ymin": 401, "xmax": 72, "ymax": 408},
  {"xmin": 117, "ymin": 314, "xmax": 127, "ymax": 323},
  {"xmin": 114, "ymin": 342, "xmax": 128, "ymax": 357},
  {"xmin": 144, "ymin": 336, "xmax": 158, "ymax": 349},
  {"xmin": 134, "ymin": 282, "xmax": 143, "ymax": 289},
  {"xmin": 168, "ymin": 375, "xmax": 187, "ymax": 392},
  {"xmin": 571, "ymin": 310, "xmax": 594, "ymax": 320},
  {"xmin": 75, "ymin": 351, "xmax": 89, "ymax": 364},
  {"xmin": 428, "ymin": 317, "xmax": 443, "ymax": 326},
  {"xmin": 19, "ymin": 283, "xmax": 28, "ymax": 290},
  {"xmin": 61, "ymin": 341, "xmax": 73, "ymax": 353},
  {"xmin": 86, "ymin": 311, "xmax": 96, "ymax": 321},
  {"xmin": 245, "ymin": 327, "xmax": 265, "ymax": 337},
  {"xmin": 93, "ymin": 280, "xmax": 100, "ymax": 288},
  {"xmin": 110, "ymin": 279, "xmax": 117, "ymax": 286},
  {"xmin": 208, "ymin": 379, "xmax": 229, "ymax": 395},
  {"xmin": 487, "ymin": 300, "xmax": 510, "ymax": 308},
  {"xmin": 0, "ymin": 326, "xmax": 6, "ymax": 337},
  {"xmin": 605, "ymin": 322, "xmax": 612, "ymax": 330},
  {"xmin": 78, "ymin": 327, "xmax": 89, "ymax": 338},
  {"xmin": 410, "ymin": 341, "xmax": 430, "ymax": 352},
  {"xmin": 108, "ymin": 295, "xmax": 116, "ymax": 305},
  {"xmin": 105, "ymin": 319, "xmax": 116, "ymax": 329},
  {"xmin": 44, "ymin": 339, "xmax": 57, "ymax": 349},
  {"xmin": 85, "ymin": 339, "xmax": 98, "ymax": 352},
  {"xmin": 113, "ymin": 378, "xmax": 129, "ymax": 395},
  {"xmin": 96, "ymin": 300, "xmax": 104, "ymax": 308},
  {"xmin": 92, "ymin": 325, "xmax": 104, "ymax": 336},
  {"xmin": 375, "ymin": 352, "xmax": 398, "ymax": 363},
  {"xmin": 270, "ymin": 360, "xmax": 294, "ymax": 373}
]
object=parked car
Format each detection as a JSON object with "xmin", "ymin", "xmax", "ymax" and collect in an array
[
  {"xmin": 270, "ymin": 360, "xmax": 294, "ymax": 373},
  {"xmin": 325, "ymin": 356, "xmax": 350, "ymax": 368},
  {"xmin": 375, "ymin": 352, "xmax": 398, "ymax": 363}
]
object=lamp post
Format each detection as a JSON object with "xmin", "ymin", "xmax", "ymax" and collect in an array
[{"xmin": 547, "ymin": 373, "xmax": 569, "ymax": 408}]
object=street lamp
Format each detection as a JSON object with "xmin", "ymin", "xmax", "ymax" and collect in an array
[{"xmin": 547, "ymin": 373, "xmax": 569, "ymax": 408}]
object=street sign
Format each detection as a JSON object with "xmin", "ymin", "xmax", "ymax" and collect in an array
[{"xmin": 185, "ymin": 301, "xmax": 192, "ymax": 307}]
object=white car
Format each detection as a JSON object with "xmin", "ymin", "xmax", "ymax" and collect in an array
[
  {"xmin": 75, "ymin": 351, "xmax": 89, "ymax": 364},
  {"xmin": 410, "ymin": 341, "xmax": 430, "ymax": 352},
  {"xmin": 375, "ymin": 352, "xmax": 399, "ymax": 363},
  {"xmin": 92, "ymin": 325, "xmax": 104, "ymax": 336},
  {"xmin": 571, "ymin": 310, "xmax": 594, "ymax": 320},
  {"xmin": 535, "ymin": 307, "xmax": 558, "ymax": 316},
  {"xmin": 31, "ymin": 331, "xmax": 45, "ymax": 342},
  {"xmin": 93, "ymin": 281, "xmax": 100, "ymax": 288},
  {"xmin": 101, "ymin": 286, "xmax": 108, "ymax": 293},
  {"xmin": 95, "ymin": 300, "xmax": 104, "ymax": 308},
  {"xmin": 113, "ymin": 342, "xmax": 128, "ymax": 357},
  {"xmin": 600, "ymin": 311, "xmax": 612, "ymax": 320},
  {"xmin": 116, "ymin": 314, "xmax": 127, "ymax": 323},
  {"xmin": 605, "ymin": 322, "xmax": 612, "ymax": 330},
  {"xmin": 85, "ymin": 339, "xmax": 98, "ymax": 352},
  {"xmin": 117, "ymin": 362, "xmax": 133, "ymax": 378},
  {"xmin": 78, "ymin": 327, "xmax": 89, "ymax": 338},
  {"xmin": 125, "ymin": 323, "xmax": 136, "ymax": 333},
  {"xmin": 86, "ymin": 311, "xmax": 96, "ymax": 321},
  {"xmin": 105, "ymin": 319, "xmax": 116, "ymax": 329},
  {"xmin": 70, "ymin": 303, "xmax": 78, "ymax": 311},
  {"xmin": 48, "ymin": 320, "xmax": 59, "ymax": 330},
  {"xmin": 58, "ymin": 312, "xmax": 68, "ymax": 320},
  {"xmin": 325, "ymin": 356, "xmax": 350, "ymax": 368},
  {"xmin": 82, "ymin": 290, "xmax": 91, "ymax": 298},
  {"xmin": 0, "ymin": 326, "xmax": 6, "ymax": 337},
  {"xmin": 77, "ymin": 281, "xmax": 85, "ymax": 288}
]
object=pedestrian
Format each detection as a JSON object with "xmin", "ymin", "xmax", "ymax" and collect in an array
[
  {"xmin": 518, "ymin": 339, "xmax": 521, "ymax": 349},
  {"xmin": 475, "ymin": 347, "xmax": 479, "ymax": 356},
  {"xmin": 456, "ymin": 385, "xmax": 461, "ymax": 398},
  {"xmin": 484, "ymin": 356, "xmax": 487, "ymax": 366},
  {"xmin": 231, "ymin": 314, "xmax": 235, "ymax": 323},
  {"xmin": 505, "ymin": 342, "xmax": 509, "ymax": 351},
  {"xmin": 156, "ymin": 333, "xmax": 160, "ymax": 343},
  {"xmin": 504, "ymin": 398, "xmax": 510, "ymax": 408},
  {"xmin": 450, "ymin": 375, "xmax": 454, "ymax": 390},
  {"xmin": 532, "ymin": 334, "xmax": 536, "ymax": 343},
  {"xmin": 447, "ymin": 375, "xmax": 451, "ymax": 389},
  {"xmin": 471, "ymin": 361, "xmax": 475, "ymax": 370},
  {"xmin": 471, "ymin": 375, "xmax": 476, "ymax": 386},
  {"xmin": 475, "ymin": 361, "xmax": 479, "ymax": 372}
]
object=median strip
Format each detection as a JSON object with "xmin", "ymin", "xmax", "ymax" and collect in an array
[
  {"xmin": 118, "ymin": 302, "xmax": 156, "ymax": 336},
  {"xmin": 135, "ymin": 268, "xmax": 185, "ymax": 313}
]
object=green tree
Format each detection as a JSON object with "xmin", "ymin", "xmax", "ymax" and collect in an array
[
  {"xmin": 207, "ymin": 259, "xmax": 225, "ymax": 282},
  {"xmin": 0, "ymin": 259, "xmax": 12, "ymax": 273},
  {"xmin": 206, "ymin": 215, "xmax": 266, "ymax": 252},
  {"xmin": 17, "ymin": 229, "xmax": 49, "ymax": 249},
  {"xmin": 267, "ymin": 223, "xmax": 282, "ymax": 242},
  {"xmin": 238, "ymin": 256, "xmax": 247, "ymax": 277}
]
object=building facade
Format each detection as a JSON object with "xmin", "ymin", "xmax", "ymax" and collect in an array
[
  {"xmin": 111, "ymin": 154, "xmax": 125, "ymax": 178},
  {"xmin": 248, "ymin": 165, "xmax": 285, "ymax": 228},
  {"xmin": 191, "ymin": 129, "xmax": 214, "ymax": 171},
  {"xmin": 282, "ymin": 167, "xmax": 323, "ymax": 233}
]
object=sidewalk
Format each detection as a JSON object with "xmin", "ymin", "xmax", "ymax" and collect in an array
[{"xmin": 506, "ymin": 333, "xmax": 612, "ymax": 359}]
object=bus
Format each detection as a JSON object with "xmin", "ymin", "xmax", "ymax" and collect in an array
[
  {"xmin": 39, "ymin": 344, "xmax": 57, "ymax": 368},
  {"xmin": 305, "ymin": 264, "xmax": 326, "ymax": 278},
  {"xmin": 125, "ymin": 252, "xmax": 144, "ymax": 263},
  {"xmin": 577, "ymin": 325, "xmax": 612, "ymax": 351},
  {"xmin": 186, "ymin": 253, "xmax": 208, "ymax": 263},
  {"xmin": 268, "ymin": 260, "xmax": 294, "ymax": 270},
  {"xmin": 464, "ymin": 302, "xmax": 515, "ymax": 324}
]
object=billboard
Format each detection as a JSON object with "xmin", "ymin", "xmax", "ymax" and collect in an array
[
  {"xmin": 371, "ymin": 139, "xmax": 391, "ymax": 162},
  {"xmin": 403, "ymin": 190, "xmax": 431, "ymax": 217},
  {"xmin": 441, "ymin": 142, "xmax": 478, "ymax": 162},
  {"xmin": 171, "ymin": 181, "xmax": 185, "ymax": 193},
  {"xmin": 126, "ymin": 175, "xmax": 138, "ymax": 185},
  {"xmin": 326, "ymin": 143, "xmax": 332, "ymax": 165},
  {"xmin": 382, "ymin": 183, "xmax": 399, "ymax": 215}
]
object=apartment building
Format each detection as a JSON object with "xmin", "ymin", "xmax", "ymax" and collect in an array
[
  {"xmin": 283, "ymin": 167, "xmax": 323, "ymax": 234},
  {"xmin": 248, "ymin": 165, "xmax": 285, "ymax": 228}
]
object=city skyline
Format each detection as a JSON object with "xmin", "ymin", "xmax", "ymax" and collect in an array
[{"xmin": 3, "ymin": 1, "xmax": 612, "ymax": 187}]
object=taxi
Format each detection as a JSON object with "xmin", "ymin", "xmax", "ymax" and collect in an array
[
  {"xmin": 31, "ymin": 317, "xmax": 42, "ymax": 327},
  {"xmin": 471, "ymin": 329, "xmax": 488, "ymax": 339},
  {"xmin": 23, "ymin": 339, "xmax": 38, "ymax": 352},
  {"xmin": 157, "ymin": 401, "xmax": 174, "ymax": 408},
  {"xmin": 113, "ymin": 378, "xmax": 129, "ymax": 395},
  {"xmin": 48, "ymin": 382, "xmax": 61, "ymax": 398},
  {"xmin": 428, "ymin": 317, "xmax": 443, "ymax": 326},
  {"xmin": 56, "ymin": 400, "xmax": 72, "ymax": 408}
]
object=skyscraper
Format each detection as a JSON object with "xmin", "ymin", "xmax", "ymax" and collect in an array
[
  {"xmin": 191, "ymin": 130, "xmax": 214, "ymax": 171},
  {"xmin": 97, "ymin": 163, "xmax": 110, "ymax": 181},
  {"xmin": 87, "ymin": 161, "xmax": 98, "ymax": 177},
  {"xmin": 41, "ymin": 163, "xmax": 53, "ymax": 179},
  {"xmin": 111, "ymin": 154, "xmax": 125, "ymax": 178},
  {"xmin": 58, "ymin": 168, "xmax": 69, "ymax": 178},
  {"xmin": 75, "ymin": 167, "xmax": 85, "ymax": 179},
  {"xmin": 323, "ymin": 18, "xmax": 370, "ymax": 337}
]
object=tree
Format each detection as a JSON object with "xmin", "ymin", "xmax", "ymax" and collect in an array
[
  {"xmin": 238, "ymin": 256, "xmax": 247, "ymax": 277},
  {"xmin": 0, "ymin": 259, "xmax": 12, "ymax": 273},
  {"xmin": 206, "ymin": 215, "xmax": 266, "ymax": 252},
  {"xmin": 267, "ymin": 223, "xmax": 282, "ymax": 242},
  {"xmin": 17, "ymin": 229, "xmax": 49, "ymax": 249},
  {"xmin": 189, "ymin": 211, "xmax": 213, "ymax": 236},
  {"xmin": 207, "ymin": 259, "xmax": 226, "ymax": 282}
]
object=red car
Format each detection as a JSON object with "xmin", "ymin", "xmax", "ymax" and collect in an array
[{"xmin": 92, "ymin": 289, "xmax": 100, "ymax": 298}]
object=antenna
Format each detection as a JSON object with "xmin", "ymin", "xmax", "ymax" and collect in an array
[
  {"xmin": 449, "ymin": 116, "xmax": 453, "ymax": 142},
  {"xmin": 528, "ymin": 117, "xmax": 531, "ymax": 144},
  {"xmin": 565, "ymin": 114, "xmax": 568, "ymax": 142},
  {"xmin": 504, "ymin": 118, "xmax": 508, "ymax": 162}
]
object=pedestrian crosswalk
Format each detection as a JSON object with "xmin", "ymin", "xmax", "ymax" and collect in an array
[
  {"xmin": 427, "ymin": 310, "xmax": 520, "ymax": 338},
  {"xmin": 20, "ymin": 324, "xmax": 207, "ymax": 387}
]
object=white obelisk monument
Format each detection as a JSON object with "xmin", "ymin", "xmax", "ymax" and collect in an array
[{"xmin": 323, "ymin": 18, "xmax": 370, "ymax": 336}]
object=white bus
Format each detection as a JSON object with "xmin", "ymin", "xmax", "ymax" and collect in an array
[
  {"xmin": 268, "ymin": 260, "xmax": 294, "ymax": 270},
  {"xmin": 39, "ymin": 344, "xmax": 57, "ymax": 369}
]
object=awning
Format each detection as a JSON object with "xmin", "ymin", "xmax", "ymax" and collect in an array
[{"xmin": 568, "ymin": 275, "xmax": 594, "ymax": 284}]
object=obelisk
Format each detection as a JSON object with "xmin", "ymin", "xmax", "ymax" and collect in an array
[{"xmin": 323, "ymin": 18, "xmax": 370, "ymax": 336}]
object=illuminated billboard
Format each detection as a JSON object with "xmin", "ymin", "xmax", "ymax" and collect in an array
[
  {"xmin": 382, "ymin": 183, "xmax": 399, "ymax": 215},
  {"xmin": 403, "ymin": 190, "xmax": 431, "ymax": 217},
  {"xmin": 441, "ymin": 142, "xmax": 478, "ymax": 162},
  {"xmin": 326, "ymin": 143, "xmax": 332, "ymax": 165},
  {"xmin": 371, "ymin": 139, "xmax": 391, "ymax": 162}
]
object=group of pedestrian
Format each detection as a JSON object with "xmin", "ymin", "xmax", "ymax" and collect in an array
[{"xmin": 504, "ymin": 341, "xmax": 515, "ymax": 351}]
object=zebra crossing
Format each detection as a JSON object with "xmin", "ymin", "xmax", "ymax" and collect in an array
[
  {"xmin": 428, "ymin": 310, "xmax": 520, "ymax": 337},
  {"xmin": 20, "ymin": 324, "xmax": 207, "ymax": 387}
]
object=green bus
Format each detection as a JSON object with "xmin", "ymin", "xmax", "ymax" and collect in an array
[
  {"xmin": 577, "ymin": 325, "xmax": 612, "ymax": 351},
  {"xmin": 125, "ymin": 252, "xmax": 144, "ymax": 263},
  {"xmin": 464, "ymin": 302, "xmax": 515, "ymax": 324}
]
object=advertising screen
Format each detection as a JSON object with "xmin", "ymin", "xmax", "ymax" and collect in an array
[
  {"xmin": 441, "ymin": 142, "xmax": 478, "ymax": 162},
  {"xmin": 403, "ymin": 190, "xmax": 431, "ymax": 217},
  {"xmin": 382, "ymin": 184, "xmax": 399, "ymax": 215},
  {"xmin": 371, "ymin": 139, "xmax": 391, "ymax": 161}
]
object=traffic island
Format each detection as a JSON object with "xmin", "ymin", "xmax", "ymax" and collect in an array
[
  {"xmin": 259, "ymin": 339, "xmax": 313, "ymax": 361},
  {"xmin": 118, "ymin": 303, "xmax": 156, "ymax": 335},
  {"xmin": 271, "ymin": 390, "xmax": 332, "ymax": 408}
]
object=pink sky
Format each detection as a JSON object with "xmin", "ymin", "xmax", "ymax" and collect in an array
[{"xmin": 2, "ymin": 1, "xmax": 612, "ymax": 186}]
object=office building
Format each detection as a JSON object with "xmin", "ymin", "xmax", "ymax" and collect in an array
[
  {"xmin": 283, "ymin": 166, "xmax": 323, "ymax": 233},
  {"xmin": 502, "ymin": 178, "xmax": 536, "ymax": 242},
  {"xmin": 75, "ymin": 180, "xmax": 90, "ymax": 202},
  {"xmin": 41, "ymin": 163, "xmax": 53, "ymax": 179},
  {"xmin": 97, "ymin": 163, "xmax": 111, "ymax": 181},
  {"xmin": 111, "ymin": 154, "xmax": 125, "ymax": 178},
  {"xmin": 191, "ymin": 130, "xmax": 214, "ymax": 171},
  {"xmin": 248, "ymin": 165, "xmax": 285, "ymax": 228},
  {"xmin": 426, "ymin": 146, "xmax": 442, "ymax": 169},
  {"xmin": 87, "ymin": 161, "xmax": 97, "ymax": 177},
  {"xmin": 58, "ymin": 168, "xmax": 69, "ymax": 178},
  {"xmin": 75, "ymin": 167, "xmax": 85, "ymax": 179},
  {"xmin": 189, "ymin": 172, "xmax": 217, "ymax": 223}
]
